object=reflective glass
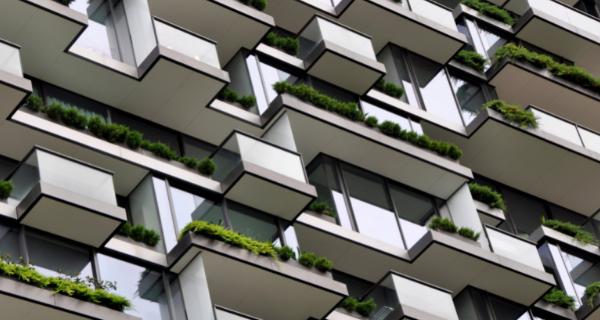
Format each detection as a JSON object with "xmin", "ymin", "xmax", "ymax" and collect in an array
[
  {"xmin": 488, "ymin": 294, "xmax": 528, "ymax": 320},
  {"xmin": 545, "ymin": 243, "xmax": 581, "ymax": 308},
  {"xmin": 307, "ymin": 156, "xmax": 339, "ymax": 219},
  {"xmin": 0, "ymin": 224, "xmax": 20, "ymax": 261},
  {"xmin": 561, "ymin": 248, "xmax": 600, "ymax": 302},
  {"xmin": 466, "ymin": 20, "xmax": 487, "ymax": 59},
  {"xmin": 409, "ymin": 0, "xmax": 457, "ymax": 31},
  {"xmin": 389, "ymin": 183, "xmax": 435, "ymax": 248},
  {"xmin": 486, "ymin": 226, "xmax": 545, "ymax": 271},
  {"xmin": 152, "ymin": 178, "xmax": 178, "ymax": 252},
  {"xmin": 361, "ymin": 100, "xmax": 411, "ymax": 130},
  {"xmin": 317, "ymin": 18, "xmax": 376, "ymax": 60},
  {"xmin": 227, "ymin": 201, "xmax": 278, "ymax": 242},
  {"xmin": 259, "ymin": 61, "xmax": 299, "ymax": 104},
  {"xmin": 122, "ymin": 0, "xmax": 155, "ymax": 66},
  {"xmin": 531, "ymin": 108, "xmax": 582, "ymax": 146},
  {"xmin": 332, "ymin": 271, "xmax": 373, "ymax": 298},
  {"xmin": 129, "ymin": 175, "xmax": 166, "ymax": 253},
  {"xmin": 43, "ymin": 82, "xmax": 113, "ymax": 124},
  {"xmin": 168, "ymin": 275, "xmax": 187, "ymax": 320},
  {"xmin": 449, "ymin": 75, "xmax": 486, "ymax": 125},
  {"xmin": 392, "ymin": 274, "xmax": 458, "ymax": 320},
  {"xmin": 0, "ymin": 156, "xmax": 17, "ymax": 181},
  {"xmin": 224, "ymin": 51, "xmax": 258, "ymax": 114},
  {"xmin": 170, "ymin": 186, "xmax": 222, "ymax": 230},
  {"xmin": 246, "ymin": 55, "xmax": 269, "ymax": 115},
  {"xmin": 26, "ymin": 230, "xmax": 93, "ymax": 278},
  {"xmin": 580, "ymin": 128, "xmax": 600, "ymax": 154},
  {"xmin": 155, "ymin": 20, "xmax": 220, "ymax": 68},
  {"xmin": 7, "ymin": 151, "xmax": 40, "ymax": 206},
  {"xmin": 117, "ymin": 114, "xmax": 181, "ymax": 157},
  {"xmin": 333, "ymin": 190, "xmax": 354, "ymax": 231},
  {"xmin": 476, "ymin": 24, "xmax": 508, "ymax": 62},
  {"xmin": 502, "ymin": 188, "xmax": 548, "ymax": 238},
  {"xmin": 283, "ymin": 225, "xmax": 301, "ymax": 259},
  {"xmin": 182, "ymin": 136, "xmax": 215, "ymax": 161},
  {"xmin": 0, "ymin": 42, "xmax": 22, "ymax": 77}
]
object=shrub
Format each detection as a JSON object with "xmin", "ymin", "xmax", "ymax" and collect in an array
[
  {"xmin": 429, "ymin": 217, "xmax": 458, "ymax": 233},
  {"xmin": 88, "ymin": 115, "xmax": 105, "ymax": 138},
  {"xmin": 483, "ymin": 100, "xmax": 538, "ymax": 129},
  {"xmin": 340, "ymin": 297, "xmax": 358, "ymax": 312},
  {"xmin": 178, "ymin": 156, "xmax": 199, "ymax": 169},
  {"xmin": 309, "ymin": 201, "xmax": 327, "ymax": 213},
  {"xmin": 125, "ymin": 131, "xmax": 143, "ymax": 149},
  {"xmin": 586, "ymin": 282, "xmax": 600, "ymax": 307},
  {"xmin": 448, "ymin": 144, "xmax": 462, "ymax": 160},
  {"xmin": 25, "ymin": 95, "xmax": 43, "ymax": 112},
  {"xmin": 180, "ymin": 221, "xmax": 278, "ymax": 259},
  {"xmin": 458, "ymin": 227, "xmax": 481, "ymax": 241},
  {"xmin": 143, "ymin": 229, "xmax": 161, "ymax": 246},
  {"xmin": 461, "ymin": 0, "xmax": 515, "ymax": 25},
  {"xmin": 119, "ymin": 221, "xmax": 132, "ymax": 237},
  {"xmin": 356, "ymin": 299, "xmax": 377, "ymax": 317},
  {"xmin": 379, "ymin": 121, "xmax": 401, "ymax": 137},
  {"xmin": 130, "ymin": 224, "xmax": 146, "ymax": 242},
  {"xmin": 143, "ymin": 141, "xmax": 178, "ymax": 160},
  {"xmin": 314, "ymin": 256, "xmax": 333, "ymax": 272},
  {"xmin": 241, "ymin": 0, "xmax": 267, "ymax": 10},
  {"xmin": 0, "ymin": 181, "xmax": 14, "ymax": 199},
  {"xmin": 46, "ymin": 102, "xmax": 63, "ymax": 120},
  {"xmin": 276, "ymin": 246, "xmax": 296, "ymax": 261},
  {"xmin": 103, "ymin": 124, "xmax": 129, "ymax": 144},
  {"xmin": 58, "ymin": 0, "xmax": 76, "ymax": 4},
  {"xmin": 218, "ymin": 87, "xmax": 257, "ymax": 109},
  {"xmin": 417, "ymin": 135, "xmax": 431, "ymax": 148},
  {"xmin": 542, "ymin": 217, "xmax": 598, "ymax": 246},
  {"xmin": 264, "ymin": 32, "xmax": 299, "ymax": 56},
  {"xmin": 543, "ymin": 288, "xmax": 576, "ymax": 311},
  {"xmin": 455, "ymin": 50, "xmax": 489, "ymax": 73},
  {"xmin": 469, "ymin": 183, "xmax": 507, "ymax": 211},
  {"xmin": 374, "ymin": 78, "xmax": 404, "ymax": 98},
  {"xmin": 365, "ymin": 116, "xmax": 378, "ymax": 127},
  {"xmin": 198, "ymin": 158, "xmax": 217, "ymax": 176},
  {"xmin": 299, "ymin": 252, "xmax": 317, "ymax": 268}
]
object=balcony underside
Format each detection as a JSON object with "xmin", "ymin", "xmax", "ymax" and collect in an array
[
  {"xmin": 263, "ymin": 0, "xmax": 336, "ymax": 33},
  {"xmin": 168, "ymin": 232, "xmax": 347, "ymax": 320},
  {"xmin": 0, "ymin": 69, "xmax": 32, "ymax": 120}
]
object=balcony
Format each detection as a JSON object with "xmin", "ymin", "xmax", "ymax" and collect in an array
[
  {"xmin": 6, "ymin": 146, "xmax": 126, "ymax": 247},
  {"xmin": 530, "ymin": 225, "xmax": 600, "ymax": 259},
  {"xmin": 505, "ymin": 0, "xmax": 600, "ymax": 77},
  {"xmin": 211, "ymin": 130, "xmax": 316, "ymax": 220},
  {"xmin": 0, "ymin": 39, "xmax": 32, "ymax": 120},
  {"xmin": 168, "ymin": 231, "xmax": 348, "ymax": 320},
  {"xmin": 297, "ymin": 15, "xmax": 385, "ymax": 95},
  {"xmin": 147, "ymin": 0, "xmax": 274, "ymax": 66},
  {"xmin": 214, "ymin": 306, "xmax": 260, "ymax": 320}
]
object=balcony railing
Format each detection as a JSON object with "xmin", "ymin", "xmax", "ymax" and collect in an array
[
  {"xmin": 518, "ymin": 0, "xmax": 600, "ymax": 39},
  {"xmin": 214, "ymin": 306, "xmax": 260, "ymax": 320},
  {"xmin": 0, "ymin": 39, "xmax": 23, "ymax": 77},
  {"xmin": 407, "ymin": 0, "xmax": 457, "ymax": 31},
  {"xmin": 484, "ymin": 225, "xmax": 545, "ymax": 271}
]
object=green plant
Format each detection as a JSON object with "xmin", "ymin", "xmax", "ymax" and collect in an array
[
  {"xmin": 142, "ymin": 141, "xmax": 178, "ymax": 160},
  {"xmin": 587, "ymin": 282, "xmax": 600, "ymax": 307},
  {"xmin": 130, "ymin": 224, "xmax": 146, "ymax": 242},
  {"xmin": 103, "ymin": 124, "xmax": 129, "ymax": 144},
  {"xmin": 298, "ymin": 252, "xmax": 316, "ymax": 268},
  {"xmin": 276, "ymin": 246, "xmax": 296, "ymax": 261},
  {"xmin": 542, "ymin": 217, "xmax": 598, "ymax": 246},
  {"xmin": 455, "ymin": 50, "xmax": 489, "ymax": 73},
  {"xmin": 264, "ymin": 32, "xmax": 299, "ymax": 56},
  {"xmin": 180, "ymin": 221, "xmax": 278, "ymax": 259},
  {"xmin": 25, "ymin": 95, "xmax": 43, "ymax": 112},
  {"xmin": 46, "ymin": 102, "xmax": 63, "ymax": 120},
  {"xmin": 143, "ymin": 229, "xmax": 161, "ymax": 247},
  {"xmin": 218, "ymin": 87, "xmax": 257, "ymax": 109},
  {"xmin": 57, "ymin": 0, "xmax": 76, "ymax": 4},
  {"xmin": 543, "ymin": 288, "xmax": 576, "ymax": 311},
  {"xmin": 392, "ymin": 0, "xmax": 402, "ymax": 3},
  {"xmin": 0, "ymin": 181, "xmax": 14, "ymax": 199},
  {"xmin": 429, "ymin": 217, "xmax": 458, "ymax": 233},
  {"xmin": 482, "ymin": 100, "xmax": 539, "ymax": 129},
  {"xmin": 379, "ymin": 121, "xmax": 401, "ymax": 137},
  {"xmin": 458, "ymin": 227, "xmax": 481, "ymax": 241},
  {"xmin": 125, "ymin": 131, "xmax": 143, "ymax": 149},
  {"xmin": 494, "ymin": 43, "xmax": 600, "ymax": 94},
  {"xmin": 240, "ymin": 0, "xmax": 266, "ymax": 10},
  {"xmin": 198, "ymin": 158, "xmax": 217, "ymax": 176},
  {"xmin": 119, "ymin": 222, "xmax": 133, "ymax": 237},
  {"xmin": 119, "ymin": 222, "xmax": 161, "ymax": 247},
  {"xmin": 468, "ymin": 183, "xmax": 507, "ymax": 211},
  {"xmin": 88, "ymin": 115, "xmax": 104, "ymax": 137},
  {"xmin": 365, "ymin": 116, "xmax": 378, "ymax": 127},
  {"xmin": 356, "ymin": 298, "xmax": 377, "ymax": 317},
  {"xmin": 178, "ymin": 156, "xmax": 199, "ymax": 169},
  {"xmin": 340, "ymin": 297, "xmax": 358, "ymax": 312},
  {"xmin": 314, "ymin": 256, "xmax": 333, "ymax": 272},
  {"xmin": 461, "ymin": 0, "xmax": 515, "ymax": 25},
  {"xmin": 308, "ymin": 201, "xmax": 336, "ymax": 218},
  {"xmin": 374, "ymin": 78, "xmax": 404, "ymax": 98}
]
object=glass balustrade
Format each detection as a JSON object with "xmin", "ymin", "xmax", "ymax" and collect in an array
[
  {"xmin": 485, "ymin": 225, "xmax": 545, "ymax": 271},
  {"xmin": 215, "ymin": 306, "xmax": 260, "ymax": 320},
  {"xmin": 0, "ymin": 41, "xmax": 23, "ymax": 77},
  {"xmin": 211, "ymin": 132, "xmax": 307, "ymax": 183},
  {"xmin": 408, "ymin": 0, "xmax": 457, "ymax": 31},
  {"xmin": 6, "ymin": 148, "xmax": 117, "ymax": 207},
  {"xmin": 362, "ymin": 272, "xmax": 459, "ymax": 320},
  {"xmin": 522, "ymin": 0, "xmax": 600, "ymax": 40}
]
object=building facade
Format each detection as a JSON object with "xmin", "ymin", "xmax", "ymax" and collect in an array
[{"xmin": 0, "ymin": 0, "xmax": 598, "ymax": 318}]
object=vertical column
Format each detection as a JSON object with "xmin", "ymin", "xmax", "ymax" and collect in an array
[
  {"xmin": 261, "ymin": 113, "xmax": 298, "ymax": 152},
  {"xmin": 446, "ymin": 183, "xmax": 488, "ymax": 249},
  {"xmin": 179, "ymin": 253, "xmax": 216, "ymax": 320}
]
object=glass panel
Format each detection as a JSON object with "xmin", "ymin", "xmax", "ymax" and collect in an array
[
  {"xmin": 227, "ymin": 201, "xmax": 278, "ymax": 242},
  {"xmin": 544, "ymin": 243, "xmax": 581, "ymax": 308},
  {"xmin": 501, "ymin": 188, "xmax": 548, "ymax": 238},
  {"xmin": 561, "ymin": 248, "xmax": 600, "ymax": 302},
  {"xmin": 580, "ymin": 128, "xmax": 600, "ymax": 154},
  {"xmin": 152, "ymin": 178, "xmax": 178, "ymax": 252},
  {"xmin": 362, "ymin": 274, "xmax": 400, "ymax": 319},
  {"xmin": 531, "ymin": 108, "xmax": 582, "ymax": 146},
  {"xmin": 527, "ymin": 0, "xmax": 600, "ymax": 39},
  {"xmin": 259, "ymin": 61, "xmax": 300, "ymax": 104},
  {"xmin": 389, "ymin": 183, "xmax": 435, "ymax": 248},
  {"xmin": 488, "ymin": 294, "xmax": 528, "ymax": 320},
  {"xmin": 37, "ymin": 150, "xmax": 117, "ymax": 205},
  {"xmin": 0, "ymin": 224, "xmax": 20, "ymax": 261},
  {"xmin": 549, "ymin": 203, "xmax": 587, "ymax": 225},
  {"xmin": 454, "ymin": 288, "xmax": 487, "ymax": 320},
  {"xmin": 449, "ymin": 74, "xmax": 486, "ymax": 126},
  {"xmin": 117, "ymin": 114, "xmax": 181, "ymax": 157},
  {"xmin": 476, "ymin": 24, "xmax": 507, "ymax": 63},
  {"xmin": 283, "ymin": 224, "xmax": 301, "ymax": 258},
  {"xmin": 97, "ymin": 254, "xmax": 172, "ymax": 320},
  {"xmin": 409, "ymin": 52, "xmax": 463, "ymax": 126},
  {"xmin": 342, "ymin": 163, "xmax": 390, "ymax": 211},
  {"xmin": 333, "ymin": 190, "xmax": 354, "ymax": 231},
  {"xmin": 317, "ymin": 18, "xmax": 376, "ymax": 60},
  {"xmin": 361, "ymin": 100, "xmax": 411, "ymax": 130},
  {"xmin": 297, "ymin": 19, "xmax": 322, "ymax": 60},
  {"xmin": 43, "ymin": 82, "xmax": 113, "ymax": 124},
  {"xmin": 486, "ymin": 226, "xmax": 545, "ymax": 271},
  {"xmin": 168, "ymin": 275, "xmax": 187, "ymax": 320},
  {"xmin": 155, "ymin": 20, "xmax": 220, "ymax": 69},
  {"xmin": 0, "ymin": 42, "xmax": 22, "ymax": 77},
  {"xmin": 182, "ymin": 136, "xmax": 216, "ymax": 161},
  {"xmin": 245, "ymin": 55, "xmax": 268, "ymax": 115},
  {"xmin": 112, "ymin": 0, "xmax": 136, "ymax": 66},
  {"xmin": 408, "ymin": 0, "xmax": 457, "ymax": 31},
  {"xmin": 311, "ymin": 77, "xmax": 356, "ymax": 104},
  {"xmin": 7, "ymin": 151, "xmax": 39, "ymax": 206},
  {"xmin": 307, "ymin": 156, "xmax": 338, "ymax": 216},
  {"xmin": 129, "ymin": 175, "xmax": 166, "ymax": 253},
  {"xmin": 224, "ymin": 51, "xmax": 257, "ymax": 113},
  {"xmin": 456, "ymin": 20, "xmax": 476, "ymax": 53},
  {"xmin": 170, "ymin": 186, "xmax": 222, "ymax": 230},
  {"xmin": 332, "ymin": 271, "xmax": 374, "ymax": 298},
  {"xmin": 215, "ymin": 308, "xmax": 257, "ymax": 320},
  {"xmin": 465, "ymin": 20, "xmax": 487, "ymax": 59},
  {"xmin": 123, "ymin": 0, "xmax": 156, "ymax": 66},
  {"xmin": 26, "ymin": 229, "xmax": 93, "ymax": 278},
  {"xmin": 72, "ymin": 0, "xmax": 123, "ymax": 62}
]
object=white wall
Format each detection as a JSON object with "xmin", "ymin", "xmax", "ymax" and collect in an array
[
  {"xmin": 179, "ymin": 253, "xmax": 216, "ymax": 320},
  {"xmin": 446, "ymin": 183, "xmax": 489, "ymax": 250}
]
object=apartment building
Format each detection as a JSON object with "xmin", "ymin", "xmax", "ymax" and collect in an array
[{"xmin": 0, "ymin": 0, "xmax": 598, "ymax": 318}]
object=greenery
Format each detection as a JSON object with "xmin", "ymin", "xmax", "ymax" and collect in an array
[
  {"xmin": 309, "ymin": 201, "xmax": 336, "ymax": 218},
  {"xmin": 275, "ymin": 246, "xmax": 296, "ymax": 261},
  {"xmin": 455, "ymin": 50, "xmax": 489, "ymax": 73},
  {"xmin": 273, "ymin": 82, "xmax": 463, "ymax": 160},
  {"xmin": 461, "ymin": 0, "xmax": 515, "ymax": 25},
  {"xmin": 429, "ymin": 217, "xmax": 481, "ymax": 241},
  {"xmin": 299, "ymin": 252, "xmax": 317, "ymax": 268},
  {"xmin": 24, "ymin": 96, "xmax": 216, "ymax": 176},
  {"xmin": 374, "ymin": 78, "xmax": 404, "ymax": 98},
  {"xmin": 458, "ymin": 227, "xmax": 481, "ymax": 241},
  {"xmin": 118, "ymin": 222, "xmax": 161, "ymax": 247},
  {"xmin": 365, "ymin": 116, "xmax": 378, "ymax": 127},
  {"xmin": 0, "ymin": 181, "xmax": 14, "ymax": 199},
  {"xmin": 218, "ymin": 87, "xmax": 257, "ymax": 109},
  {"xmin": 542, "ymin": 217, "xmax": 598, "ymax": 246},
  {"xmin": 0, "ymin": 254, "xmax": 131, "ymax": 311},
  {"xmin": 239, "ymin": 0, "xmax": 266, "ymax": 10},
  {"xmin": 56, "ymin": 0, "xmax": 76, "ymax": 5},
  {"xmin": 264, "ymin": 32, "xmax": 299, "ymax": 56},
  {"xmin": 315, "ymin": 256, "xmax": 333, "ymax": 272},
  {"xmin": 543, "ymin": 288, "xmax": 576, "ymax": 311},
  {"xmin": 482, "ymin": 100, "xmax": 539, "ymax": 129},
  {"xmin": 468, "ymin": 183, "xmax": 507, "ymax": 211},
  {"xmin": 586, "ymin": 282, "xmax": 600, "ymax": 307},
  {"xmin": 180, "ymin": 221, "xmax": 278, "ymax": 259},
  {"xmin": 340, "ymin": 298, "xmax": 377, "ymax": 317},
  {"xmin": 494, "ymin": 43, "xmax": 600, "ymax": 94}
]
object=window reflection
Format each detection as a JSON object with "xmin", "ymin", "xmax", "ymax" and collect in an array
[
  {"xmin": 227, "ymin": 201, "xmax": 279, "ymax": 242},
  {"xmin": 26, "ymin": 229, "xmax": 93, "ymax": 278},
  {"xmin": 170, "ymin": 186, "xmax": 223, "ymax": 231},
  {"xmin": 361, "ymin": 100, "xmax": 411, "ymax": 130},
  {"xmin": 449, "ymin": 75, "xmax": 486, "ymax": 125},
  {"xmin": 390, "ymin": 183, "xmax": 435, "ymax": 248},
  {"xmin": 152, "ymin": 178, "xmax": 178, "ymax": 252},
  {"xmin": 259, "ymin": 61, "xmax": 299, "ymax": 103}
]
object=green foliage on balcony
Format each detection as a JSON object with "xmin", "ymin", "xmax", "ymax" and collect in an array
[
  {"xmin": 340, "ymin": 298, "xmax": 377, "ymax": 317},
  {"xmin": 374, "ymin": 78, "xmax": 404, "ymax": 98},
  {"xmin": 119, "ymin": 222, "xmax": 162, "ymax": 247},
  {"xmin": 586, "ymin": 282, "xmax": 600, "ymax": 307},
  {"xmin": 264, "ymin": 32, "xmax": 299, "ymax": 56},
  {"xmin": 55, "ymin": 0, "xmax": 75, "ymax": 5},
  {"xmin": 454, "ymin": 50, "xmax": 489, "ymax": 73},
  {"xmin": 275, "ymin": 245, "xmax": 296, "ymax": 261},
  {"xmin": 0, "ymin": 181, "xmax": 14, "ymax": 200},
  {"xmin": 542, "ymin": 217, "xmax": 598, "ymax": 246},
  {"xmin": 429, "ymin": 217, "xmax": 481, "ymax": 241},
  {"xmin": 461, "ymin": 0, "xmax": 515, "ymax": 25},
  {"xmin": 543, "ymin": 288, "xmax": 576, "ymax": 311},
  {"xmin": 0, "ymin": 255, "xmax": 132, "ymax": 311},
  {"xmin": 308, "ymin": 201, "xmax": 337, "ymax": 218},
  {"xmin": 25, "ymin": 95, "xmax": 43, "ymax": 112},
  {"xmin": 198, "ymin": 158, "xmax": 217, "ymax": 176},
  {"xmin": 468, "ymin": 183, "xmax": 507, "ymax": 211},
  {"xmin": 240, "ymin": 0, "xmax": 267, "ymax": 11},
  {"xmin": 298, "ymin": 252, "xmax": 334, "ymax": 272},
  {"xmin": 218, "ymin": 87, "xmax": 257, "ymax": 109},
  {"xmin": 494, "ymin": 43, "xmax": 600, "ymax": 94},
  {"xmin": 483, "ymin": 100, "xmax": 539, "ymax": 129},
  {"xmin": 180, "ymin": 221, "xmax": 279, "ymax": 259},
  {"xmin": 315, "ymin": 256, "xmax": 333, "ymax": 272},
  {"xmin": 273, "ymin": 82, "xmax": 464, "ymax": 160}
]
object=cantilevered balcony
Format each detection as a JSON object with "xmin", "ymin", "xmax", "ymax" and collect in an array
[
  {"xmin": 168, "ymin": 231, "xmax": 348, "ymax": 320},
  {"xmin": 6, "ymin": 146, "xmax": 126, "ymax": 248},
  {"xmin": 505, "ymin": 0, "xmax": 600, "ymax": 77},
  {"xmin": 211, "ymin": 130, "xmax": 316, "ymax": 221},
  {"xmin": 0, "ymin": 39, "xmax": 31, "ymax": 120},
  {"xmin": 297, "ymin": 15, "xmax": 385, "ymax": 95}
]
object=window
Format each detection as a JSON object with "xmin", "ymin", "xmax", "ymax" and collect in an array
[
  {"xmin": 227, "ymin": 201, "xmax": 279, "ymax": 242},
  {"xmin": 170, "ymin": 185, "xmax": 222, "ymax": 231},
  {"xmin": 457, "ymin": 18, "xmax": 508, "ymax": 64},
  {"xmin": 575, "ymin": 0, "xmax": 599, "ymax": 17},
  {"xmin": 454, "ymin": 287, "xmax": 531, "ymax": 320},
  {"xmin": 449, "ymin": 74, "xmax": 487, "ymax": 125},
  {"xmin": 332, "ymin": 271, "xmax": 374, "ymax": 298}
]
